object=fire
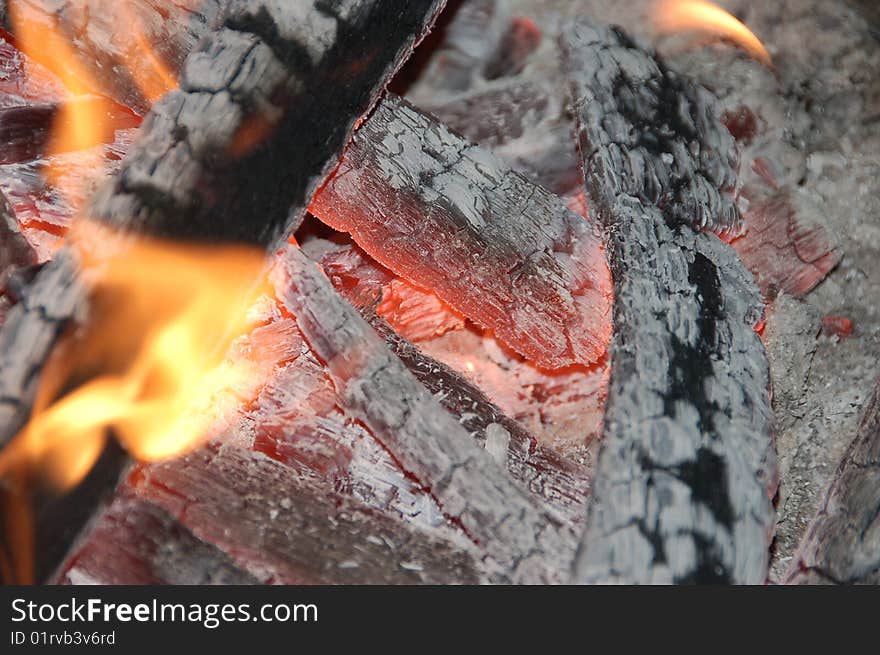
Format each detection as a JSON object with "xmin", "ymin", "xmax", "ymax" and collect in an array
[
  {"xmin": 0, "ymin": 222, "xmax": 270, "ymax": 491},
  {"xmin": 0, "ymin": 3, "xmax": 273, "ymax": 584},
  {"xmin": 654, "ymin": 0, "xmax": 772, "ymax": 67}
]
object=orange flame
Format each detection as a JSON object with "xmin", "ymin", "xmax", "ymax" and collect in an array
[
  {"xmin": 0, "ymin": 223, "xmax": 270, "ymax": 491},
  {"xmin": 654, "ymin": 0, "xmax": 772, "ymax": 67}
]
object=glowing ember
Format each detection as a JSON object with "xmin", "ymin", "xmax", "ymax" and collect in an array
[{"xmin": 654, "ymin": 0, "xmax": 772, "ymax": 67}]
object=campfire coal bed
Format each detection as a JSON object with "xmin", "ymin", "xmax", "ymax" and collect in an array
[{"xmin": 0, "ymin": 0, "xmax": 877, "ymax": 585}]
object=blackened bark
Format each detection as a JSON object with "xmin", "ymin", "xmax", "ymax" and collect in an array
[
  {"xmin": 563, "ymin": 21, "xmax": 776, "ymax": 584},
  {"xmin": 311, "ymin": 94, "xmax": 612, "ymax": 369},
  {"xmin": 785, "ymin": 379, "xmax": 880, "ymax": 584}
]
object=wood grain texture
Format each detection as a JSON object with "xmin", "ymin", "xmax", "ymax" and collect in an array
[{"xmin": 563, "ymin": 21, "xmax": 776, "ymax": 584}]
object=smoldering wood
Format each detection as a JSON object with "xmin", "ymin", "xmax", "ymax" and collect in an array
[
  {"xmin": 0, "ymin": 188, "xmax": 34, "ymax": 289},
  {"xmin": 784, "ymin": 379, "xmax": 880, "ymax": 584},
  {"xmin": 419, "ymin": 81, "xmax": 583, "ymax": 197},
  {"xmin": 54, "ymin": 494, "xmax": 263, "ymax": 585},
  {"xmin": 91, "ymin": 0, "xmax": 447, "ymax": 245},
  {"xmin": 276, "ymin": 244, "xmax": 575, "ymax": 583},
  {"xmin": 366, "ymin": 313, "xmax": 590, "ymax": 529},
  {"xmin": 0, "ymin": 100, "xmax": 139, "ymax": 165},
  {"xmin": 59, "ymin": 445, "xmax": 482, "ymax": 585},
  {"xmin": 310, "ymin": 94, "xmax": 612, "ymax": 370},
  {"xmin": 730, "ymin": 193, "xmax": 841, "ymax": 300},
  {"xmin": 563, "ymin": 20, "xmax": 776, "ymax": 584}
]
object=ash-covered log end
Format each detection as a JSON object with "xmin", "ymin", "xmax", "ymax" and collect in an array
[{"xmin": 561, "ymin": 21, "xmax": 743, "ymax": 237}]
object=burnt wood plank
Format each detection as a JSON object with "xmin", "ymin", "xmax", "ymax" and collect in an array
[
  {"xmin": 784, "ymin": 379, "xmax": 880, "ymax": 584},
  {"xmin": 563, "ymin": 21, "xmax": 776, "ymax": 584},
  {"xmin": 310, "ymin": 94, "xmax": 612, "ymax": 369},
  {"xmin": 276, "ymin": 244, "xmax": 574, "ymax": 583}
]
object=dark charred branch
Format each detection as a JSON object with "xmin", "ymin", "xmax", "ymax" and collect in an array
[
  {"xmin": 784, "ymin": 379, "xmax": 880, "ymax": 585},
  {"xmin": 565, "ymin": 24, "xmax": 742, "ymax": 237},
  {"xmin": 366, "ymin": 313, "xmax": 590, "ymax": 529},
  {"xmin": 91, "ymin": 0, "xmax": 446, "ymax": 245},
  {"xmin": 276, "ymin": 244, "xmax": 574, "ymax": 583},
  {"xmin": 310, "ymin": 94, "xmax": 612, "ymax": 370},
  {"xmin": 58, "ymin": 445, "xmax": 482, "ymax": 585},
  {"xmin": 563, "ymin": 21, "xmax": 776, "ymax": 584}
]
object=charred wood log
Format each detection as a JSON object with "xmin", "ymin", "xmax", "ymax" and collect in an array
[
  {"xmin": 310, "ymin": 94, "xmax": 612, "ymax": 369},
  {"xmin": 784, "ymin": 379, "xmax": 880, "ymax": 584},
  {"xmin": 58, "ymin": 445, "xmax": 482, "ymax": 585},
  {"xmin": 277, "ymin": 244, "xmax": 574, "ymax": 583},
  {"xmin": 563, "ymin": 21, "xmax": 776, "ymax": 584},
  {"xmin": 55, "ymin": 494, "xmax": 262, "ymax": 585}
]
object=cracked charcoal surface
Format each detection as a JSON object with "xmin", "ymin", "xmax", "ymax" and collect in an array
[
  {"xmin": 561, "ymin": 22, "xmax": 743, "ymax": 237},
  {"xmin": 276, "ymin": 244, "xmax": 575, "ymax": 583},
  {"xmin": 785, "ymin": 379, "xmax": 880, "ymax": 585},
  {"xmin": 563, "ymin": 20, "xmax": 776, "ymax": 584},
  {"xmin": 311, "ymin": 94, "xmax": 612, "ymax": 369},
  {"xmin": 570, "ymin": 0, "xmax": 879, "ymax": 580},
  {"xmin": 91, "ymin": 0, "xmax": 446, "ymax": 245}
]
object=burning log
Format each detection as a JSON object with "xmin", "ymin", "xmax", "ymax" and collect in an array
[
  {"xmin": 784, "ymin": 379, "xmax": 880, "ymax": 585},
  {"xmin": 55, "ymin": 494, "xmax": 263, "ymax": 585},
  {"xmin": 310, "ymin": 94, "xmax": 613, "ymax": 369},
  {"xmin": 0, "ymin": 0, "xmax": 448, "ymax": 447},
  {"xmin": 277, "ymin": 244, "xmax": 574, "ymax": 583},
  {"xmin": 366, "ymin": 313, "xmax": 591, "ymax": 529},
  {"xmin": 59, "ymin": 446, "xmax": 482, "ymax": 585},
  {"xmin": 0, "ymin": 0, "xmax": 447, "ymax": 582},
  {"xmin": 563, "ymin": 21, "xmax": 776, "ymax": 584},
  {"xmin": 730, "ymin": 193, "xmax": 841, "ymax": 300}
]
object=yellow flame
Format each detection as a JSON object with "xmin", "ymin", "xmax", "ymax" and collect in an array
[
  {"xmin": 654, "ymin": 0, "xmax": 772, "ymax": 67},
  {"xmin": 0, "ymin": 223, "xmax": 270, "ymax": 491}
]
